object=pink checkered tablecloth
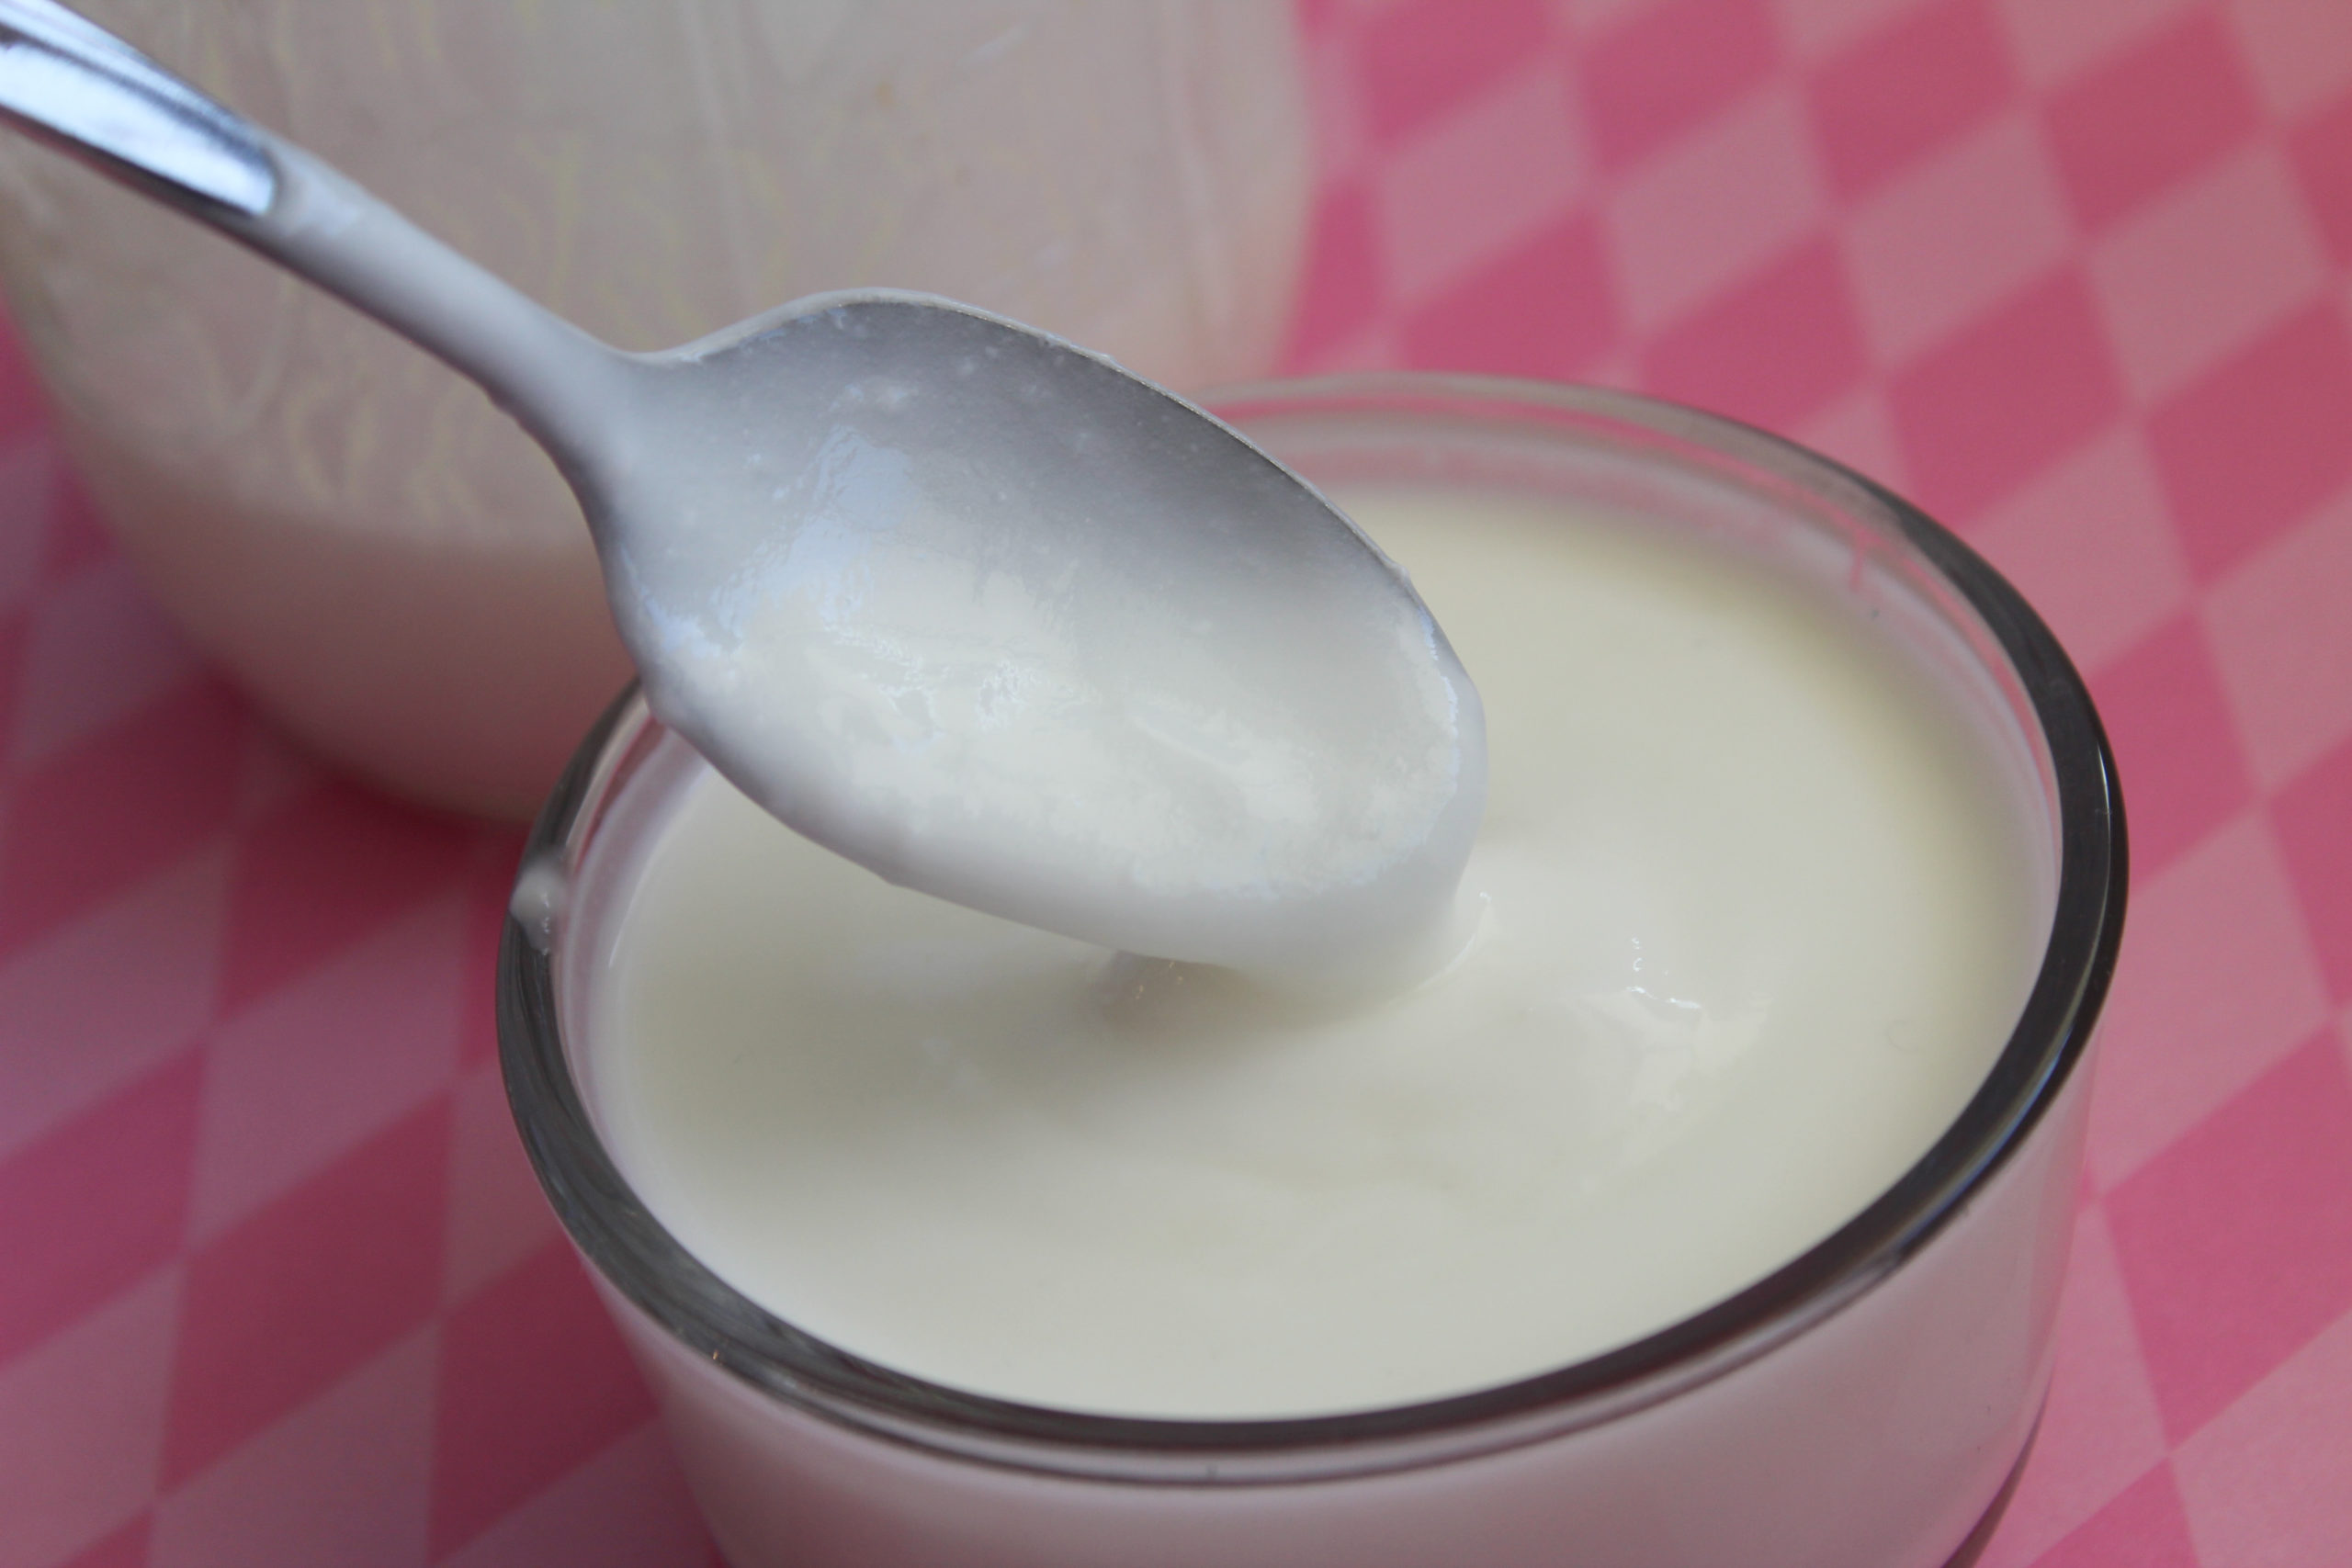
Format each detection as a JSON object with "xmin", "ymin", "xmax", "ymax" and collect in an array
[{"xmin": 3, "ymin": 1, "xmax": 2350, "ymax": 1563}]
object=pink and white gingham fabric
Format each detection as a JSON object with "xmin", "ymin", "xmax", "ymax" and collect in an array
[{"xmin": 3, "ymin": 1, "xmax": 2350, "ymax": 1563}]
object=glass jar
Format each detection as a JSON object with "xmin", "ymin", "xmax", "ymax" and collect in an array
[
  {"xmin": 499, "ymin": 376, "xmax": 2127, "ymax": 1568},
  {"xmin": 0, "ymin": 1, "xmax": 1309, "ymax": 815}
]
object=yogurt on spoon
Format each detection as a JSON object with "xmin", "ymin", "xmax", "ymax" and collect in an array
[
  {"xmin": 0, "ymin": 0, "xmax": 1487, "ymax": 979},
  {"xmin": 598, "ymin": 297, "xmax": 1486, "ymax": 980}
]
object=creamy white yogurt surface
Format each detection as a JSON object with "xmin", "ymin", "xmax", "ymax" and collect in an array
[{"xmin": 578, "ymin": 487, "xmax": 2042, "ymax": 1419}]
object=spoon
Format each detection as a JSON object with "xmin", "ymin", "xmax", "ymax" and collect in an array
[{"xmin": 0, "ymin": 0, "xmax": 1486, "ymax": 978}]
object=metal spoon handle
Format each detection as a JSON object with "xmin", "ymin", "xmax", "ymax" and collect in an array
[
  {"xmin": 0, "ymin": 0, "xmax": 273, "ymax": 213},
  {"xmin": 0, "ymin": 0, "xmax": 628, "ymax": 466}
]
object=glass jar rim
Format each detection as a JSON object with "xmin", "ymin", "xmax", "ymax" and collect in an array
[{"xmin": 497, "ymin": 373, "xmax": 2126, "ymax": 1483}]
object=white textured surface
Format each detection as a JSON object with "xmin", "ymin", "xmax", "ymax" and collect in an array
[{"xmin": 587, "ymin": 487, "xmax": 2040, "ymax": 1416}]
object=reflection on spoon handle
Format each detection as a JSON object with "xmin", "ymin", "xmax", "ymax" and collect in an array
[
  {"xmin": 0, "ymin": 0, "xmax": 628, "ymax": 467},
  {"xmin": 0, "ymin": 0, "xmax": 271, "ymax": 210}
]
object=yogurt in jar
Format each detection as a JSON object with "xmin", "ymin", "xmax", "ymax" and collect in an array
[{"xmin": 571, "ymin": 483, "xmax": 2045, "ymax": 1419}]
